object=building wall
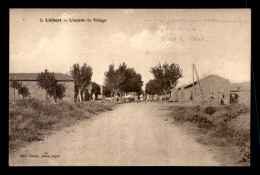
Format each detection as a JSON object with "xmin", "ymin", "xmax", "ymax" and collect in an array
[
  {"xmin": 9, "ymin": 81, "xmax": 74, "ymax": 102},
  {"xmin": 178, "ymin": 87, "xmax": 185, "ymax": 102},
  {"xmin": 197, "ymin": 75, "xmax": 231, "ymax": 104},
  {"xmin": 62, "ymin": 81, "xmax": 74, "ymax": 102},
  {"xmin": 231, "ymin": 82, "xmax": 250, "ymax": 105},
  {"xmin": 173, "ymin": 75, "xmax": 231, "ymax": 104},
  {"xmin": 171, "ymin": 90, "xmax": 179, "ymax": 102},
  {"xmin": 238, "ymin": 91, "xmax": 250, "ymax": 105},
  {"xmin": 171, "ymin": 76, "xmax": 250, "ymax": 105}
]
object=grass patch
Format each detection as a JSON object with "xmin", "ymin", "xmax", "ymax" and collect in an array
[
  {"xmin": 9, "ymin": 98, "xmax": 114, "ymax": 151},
  {"xmin": 168, "ymin": 103, "xmax": 250, "ymax": 165}
]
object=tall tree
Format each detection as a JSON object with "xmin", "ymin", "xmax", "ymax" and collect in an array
[
  {"xmin": 70, "ymin": 63, "xmax": 93, "ymax": 102},
  {"xmin": 121, "ymin": 68, "xmax": 143, "ymax": 94},
  {"xmin": 104, "ymin": 62, "xmax": 143, "ymax": 97},
  {"xmin": 150, "ymin": 62, "xmax": 183, "ymax": 101},
  {"xmin": 113, "ymin": 62, "xmax": 128, "ymax": 96},
  {"xmin": 102, "ymin": 85, "xmax": 112, "ymax": 97},
  {"xmin": 145, "ymin": 79, "xmax": 161, "ymax": 95},
  {"xmin": 91, "ymin": 82, "xmax": 101, "ymax": 99},
  {"xmin": 104, "ymin": 64, "xmax": 118, "ymax": 97}
]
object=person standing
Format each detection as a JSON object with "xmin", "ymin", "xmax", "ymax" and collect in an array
[
  {"xmin": 140, "ymin": 94, "xmax": 143, "ymax": 102},
  {"xmin": 150, "ymin": 95, "xmax": 154, "ymax": 103},
  {"xmin": 147, "ymin": 94, "xmax": 150, "ymax": 102},
  {"xmin": 125, "ymin": 95, "xmax": 128, "ymax": 103},
  {"xmin": 115, "ymin": 94, "xmax": 119, "ymax": 103},
  {"xmin": 135, "ymin": 95, "xmax": 138, "ymax": 103}
]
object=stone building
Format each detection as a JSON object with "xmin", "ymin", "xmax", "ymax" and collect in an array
[
  {"xmin": 9, "ymin": 73, "xmax": 74, "ymax": 102},
  {"xmin": 171, "ymin": 75, "xmax": 231, "ymax": 104}
]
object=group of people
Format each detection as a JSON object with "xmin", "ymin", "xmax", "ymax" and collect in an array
[
  {"xmin": 111, "ymin": 94, "xmax": 158, "ymax": 104},
  {"xmin": 133, "ymin": 94, "xmax": 156, "ymax": 103},
  {"xmin": 146, "ymin": 94, "xmax": 155, "ymax": 102}
]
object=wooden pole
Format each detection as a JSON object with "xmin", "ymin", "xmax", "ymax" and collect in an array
[
  {"xmin": 13, "ymin": 78, "xmax": 16, "ymax": 102},
  {"xmin": 194, "ymin": 64, "xmax": 204, "ymax": 102},
  {"xmin": 192, "ymin": 64, "xmax": 194, "ymax": 101}
]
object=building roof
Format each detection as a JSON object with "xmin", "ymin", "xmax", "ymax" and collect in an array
[
  {"xmin": 9, "ymin": 73, "xmax": 74, "ymax": 81},
  {"xmin": 173, "ymin": 75, "xmax": 229, "ymax": 91}
]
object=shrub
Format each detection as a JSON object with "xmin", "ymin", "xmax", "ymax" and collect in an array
[
  {"xmin": 10, "ymin": 79, "xmax": 30, "ymax": 101},
  {"xmin": 169, "ymin": 104, "xmax": 250, "ymax": 165},
  {"xmin": 205, "ymin": 106, "xmax": 216, "ymax": 115},
  {"xmin": 193, "ymin": 105, "xmax": 201, "ymax": 112},
  {"xmin": 18, "ymin": 85, "xmax": 30, "ymax": 98},
  {"xmin": 36, "ymin": 69, "xmax": 66, "ymax": 102},
  {"xmin": 9, "ymin": 98, "xmax": 114, "ymax": 150},
  {"xmin": 240, "ymin": 143, "xmax": 250, "ymax": 164}
]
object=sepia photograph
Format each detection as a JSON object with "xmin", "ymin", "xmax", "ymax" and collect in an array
[{"xmin": 9, "ymin": 9, "xmax": 251, "ymax": 166}]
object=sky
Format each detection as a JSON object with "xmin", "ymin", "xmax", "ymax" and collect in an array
[{"xmin": 10, "ymin": 9, "xmax": 251, "ymax": 88}]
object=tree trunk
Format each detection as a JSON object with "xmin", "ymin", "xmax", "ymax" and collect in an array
[
  {"xmin": 165, "ymin": 90, "xmax": 167, "ymax": 102},
  {"xmin": 111, "ymin": 89, "xmax": 114, "ymax": 97},
  {"xmin": 53, "ymin": 88, "xmax": 57, "ymax": 102},
  {"xmin": 83, "ymin": 91, "xmax": 85, "ymax": 101},
  {"xmin": 78, "ymin": 89, "xmax": 82, "ymax": 102},
  {"xmin": 74, "ymin": 85, "xmax": 78, "ymax": 103},
  {"xmin": 14, "ymin": 88, "xmax": 15, "ymax": 102}
]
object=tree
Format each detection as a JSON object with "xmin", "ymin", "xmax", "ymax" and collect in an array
[
  {"xmin": 36, "ymin": 69, "xmax": 66, "ymax": 102},
  {"xmin": 114, "ymin": 62, "xmax": 128, "ymax": 96},
  {"xmin": 104, "ymin": 62, "xmax": 143, "ymax": 97},
  {"xmin": 103, "ymin": 85, "xmax": 112, "ymax": 97},
  {"xmin": 70, "ymin": 63, "xmax": 93, "ymax": 102},
  {"xmin": 145, "ymin": 79, "xmax": 161, "ymax": 95},
  {"xmin": 10, "ymin": 79, "xmax": 22, "ymax": 102},
  {"xmin": 91, "ymin": 82, "xmax": 101, "ymax": 99},
  {"xmin": 120, "ymin": 68, "xmax": 143, "ymax": 94},
  {"xmin": 150, "ymin": 62, "xmax": 183, "ymax": 101},
  {"xmin": 55, "ymin": 83, "xmax": 66, "ymax": 101},
  {"xmin": 104, "ymin": 64, "xmax": 119, "ymax": 97}
]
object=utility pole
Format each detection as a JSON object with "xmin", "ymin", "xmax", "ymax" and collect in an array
[
  {"xmin": 14, "ymin": 78, "xmax": 16, "ymax": 102},
  {"xmin": 194, "ymin": 64, "xmax": 204, "ymax": 102},
  {"xmin": 192, "ymin": 64, "xmax": 195, "ymax": 101}
]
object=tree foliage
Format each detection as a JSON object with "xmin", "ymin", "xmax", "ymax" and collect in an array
[
  {"xmin": 104, "ymin": 62, "xmax": 143, "ymax": 97},
  {"xmin": 120, "ymin": 68, "xmax": 143, "ymax": 94},
  {"xmin": 91, "ymin": 82, "xmax": 101, "ymax": 98},
  {"xmin": 18, "ymin": 85, "xmax": 30, "ymax": 98},
  {"xmin": 36, "ymin": 69, "xmax": 66, "ymax": 102},
  {"xmin": 150, "ymin": 62, "xmax": 183, "ymax": 94},
  {"xmin": 55, "ymin": 83, "xmax": 66, "ymax": 101},
  {"xmin": 70, "ymin": 63, "xmax": 93, "ymax": 102},
  {"xmin": 10, "ymin": 79, "xmax": 22, "ymax": 90},
  {"xmin": 104, "ymin": 64, "xmax": 117, "ymax": 96},
  {"xmin": 145, "ymin": 79, "xmax": 161, "ymax": 95},
  {"xmin": 103, "ymin": 85, "xmax": 112, "ymax": 97}
]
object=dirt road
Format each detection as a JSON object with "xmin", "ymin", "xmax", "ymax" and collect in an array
[{"xmin": 9, "ymin": 102, "xmax": 222, "ymax": 166}]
